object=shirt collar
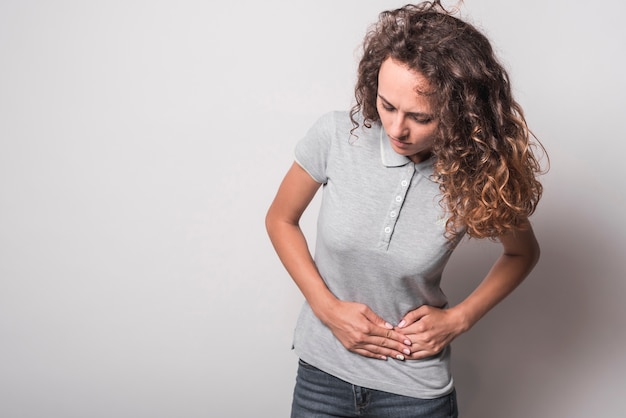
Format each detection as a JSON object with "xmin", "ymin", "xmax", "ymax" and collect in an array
[
  {"xmin": 379, "ymin": 127, "xmax": 411, "ymax": 167},
  {"xmin": 378, "ymin": 125, "xmax": 436, "ymax": 180}
]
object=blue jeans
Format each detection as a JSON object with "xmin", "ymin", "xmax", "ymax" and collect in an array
[{"xmin": 291, "ymin": 360, "xmax": 458, "ymax": 418}]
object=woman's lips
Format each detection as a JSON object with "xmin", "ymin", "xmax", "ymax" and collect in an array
[{"xmin": 390, "ymin": 136, "xmax": 410, "ymax": 149}]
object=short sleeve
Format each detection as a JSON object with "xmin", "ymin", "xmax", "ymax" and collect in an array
[{"xmin": 294, "ymin": 112, "xmax": 336, "ymax": 184}]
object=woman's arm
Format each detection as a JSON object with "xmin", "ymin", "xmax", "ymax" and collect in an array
[
  {"xmin": 397, "ymin": 224, "xmax": 540, "ymax": 359},
  {"xmin": 266, "ymin": 162, "xmax": 412, "ymax": 360}
]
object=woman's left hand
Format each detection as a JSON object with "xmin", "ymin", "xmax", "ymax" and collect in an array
[
  {"xmin": 396, "ymin": 226, "xmax": 540, "ymax": 360},
  {"xmin": 395, "ymin": 305, "xmax": 468, "ymax": 360}
]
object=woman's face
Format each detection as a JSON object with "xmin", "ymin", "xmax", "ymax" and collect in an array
[{"xmin": 376, "ymin": 57, "xmax": 438, "ymax": 163}]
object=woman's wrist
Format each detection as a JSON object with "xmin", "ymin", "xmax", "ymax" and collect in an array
[
  {"xmin": 309, "ymin": 291, "xmax": 340, "ymax": 324},
  {"xmin": 447, "ymin": 304, "xmax": 475, "ymax": 334}
]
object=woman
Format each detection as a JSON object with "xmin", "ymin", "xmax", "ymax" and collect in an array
[{"xmin": 265, "ymin": 1, "xmax": 545, "ymax": 417}]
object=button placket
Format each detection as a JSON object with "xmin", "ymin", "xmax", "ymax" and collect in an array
[{"xmin": 379, "ymin": 165, "xmax": 415, "ymax": 249}]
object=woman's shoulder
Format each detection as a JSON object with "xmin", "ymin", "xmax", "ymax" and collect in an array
[
  {"xmin": 312, "ymin": 110, "xmax": 377, "ymax": 138},
  {"xmin": 313, "ymin": 110, "xmax": 352, "ymax": 129}
]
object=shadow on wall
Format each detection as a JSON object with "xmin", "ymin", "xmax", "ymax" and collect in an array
[{"xmin": 442, "ymin": 199, "xmax": 625, "ymax": 418}]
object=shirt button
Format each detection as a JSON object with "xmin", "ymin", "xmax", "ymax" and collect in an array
[
  {"xmin": 384, "ymin": 227, "xmax": 391, "ymax": 234},
  {"xmin": 390, "ymin": 211, "xmax": 397, "ymax": 218},
  {"xmin": 401, "ymin": 180, "xmax": 408, "ymax": 187},
  {"xmin": 395, "ymin": 196, "xmax": 402, "ymax": 202}
]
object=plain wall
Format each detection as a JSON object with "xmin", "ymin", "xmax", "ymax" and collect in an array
[{"xmin": 1, "ymin": 1, "xmax": 625, "ymax": 417}]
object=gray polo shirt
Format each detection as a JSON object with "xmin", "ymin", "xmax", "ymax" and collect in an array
[{"xmin": 293, "ymin": 111, "xmax": 464, "ymax": 399}]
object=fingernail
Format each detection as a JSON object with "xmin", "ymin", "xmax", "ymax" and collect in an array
[
  {"xmin": 380, "ymin": 356, "xmax": 388, "ymax": 360},
  {"xmin": 403, "ymin": 348, "xmax": 411, "ymax": 355},
  {"xmin": 384, "ymin": 322, "xmax": 393, "ymax": 329},
  {"xmin": 398, "ymin": 320, "xmax": 406, "ymax": 328},
  {"xmin": 395, "ymin": 354, "xmax": 405, "ymax": 361},
  {"xmin": 404, "ymin": 339, "xmax": 412, "ymax": 346}
]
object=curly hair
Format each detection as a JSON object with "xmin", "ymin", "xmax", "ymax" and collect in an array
[{"xmin": 350, "ymin": 1, "xmax": 547, "ymax": 240}]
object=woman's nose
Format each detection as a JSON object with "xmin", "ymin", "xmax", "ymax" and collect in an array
[{"xmin": 388, "ymin": 114, "xmax": 408, "ymax": 138}]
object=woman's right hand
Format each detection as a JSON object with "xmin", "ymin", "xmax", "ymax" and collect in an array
[{"xmin": 319, "ymin": 299, "xmax": 413, "ymax": 361}]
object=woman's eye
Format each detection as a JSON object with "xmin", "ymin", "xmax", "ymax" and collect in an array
[
  {"xmin": 413, "ymin": 116, "xmax": 432, "ymax": 124},
  {"xmin": 383, "ymin": 105, "xmax": 394, "ymax": 112}
]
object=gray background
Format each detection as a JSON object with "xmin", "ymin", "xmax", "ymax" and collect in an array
[{"xmin": 1, "ymin": 0, "xmax": 625, "ymax": 417}]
